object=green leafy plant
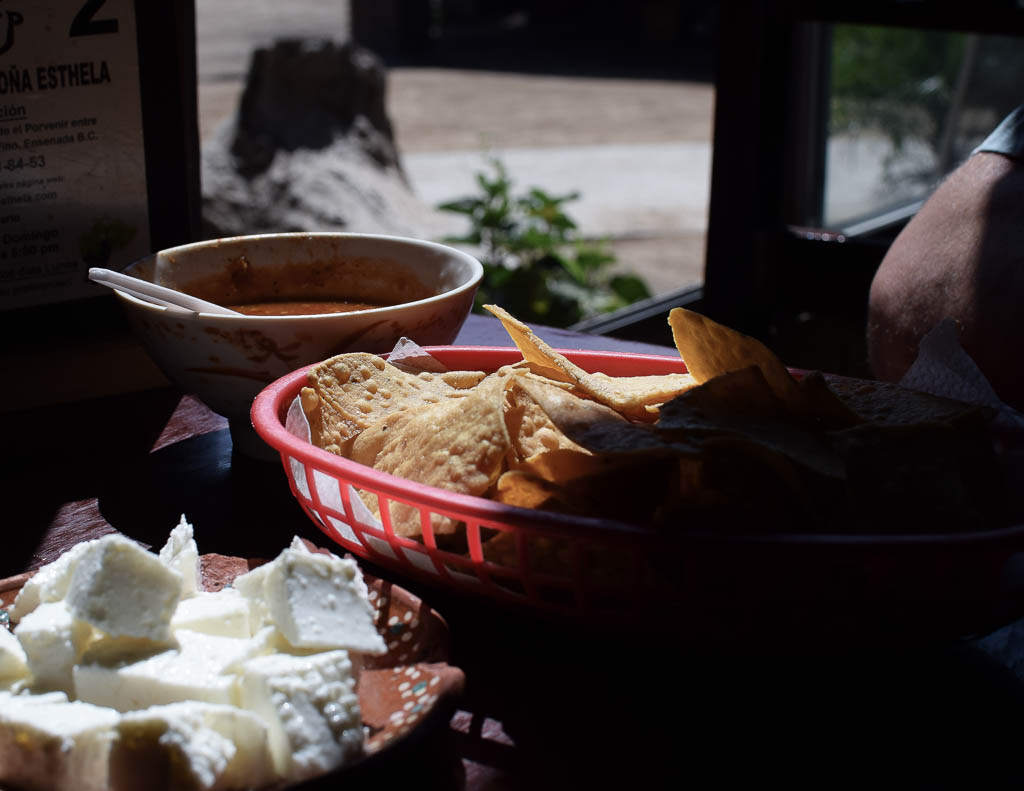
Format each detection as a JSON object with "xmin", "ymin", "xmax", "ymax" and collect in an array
[
  {"xmin": 438, "ymin": 157, "xmax": 650, "ymax": 328},
  {"xmin": 830, "ymin": 26, "xmax": 966, "ymax": 147},
  {"xmin": 830, "ymin": 27, "xmax": 1024, "ymax": 186}
]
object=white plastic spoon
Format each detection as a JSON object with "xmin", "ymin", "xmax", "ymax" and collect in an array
[{"xmin": 88, "ymin": 267, "xmax": 241, "ymax": 316}]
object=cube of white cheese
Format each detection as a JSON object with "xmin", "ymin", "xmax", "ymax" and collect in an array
[
  {"xmin": 9, "ymin": 539, "xmax": 98, "ymax": 623},
  {"xmin": 109, "ymin": 701, "xmax": 278, "ymax": 791},
  {"xmin": 66, "ymin": 534, "xmax": 182, "ymax": 641},
  {"xmin": 289, "ymin": 535, "xmax": 313, "ymax": 554},
  {"xmin": 229, "ymin": 562, "xmax": 272, "ymax": 624},
  {"xmin": 170, "ymin": 589, "xmax": 253, "ymax": 639},
  {"xmin": 0, "ymin": 627, "xmax": 29, "ymax": 684},
  {"xmin": 266, "ymin": 549, "xmax": 385, "ymax": 654},
  {"xmin": 0, "ymin": 690, "xmax": 119, "ymax": 791},
  {"xmin": 3, "ymin": 531, "xmax": 385, "ymax": 790},
  {"xmin": 235, "ymin": 544, "xmax": 385, "ymax": 655},
  {"xmin": 231, "ymin": 536, "xmax": 360, "ymax": 618},
  {"xmin": 15, "ymin": 601, "xmax": 93, "ymax": 694},
  {"xmin": 237, "ymin": 650, "xmax": 363, "ymax": 781},
  {"xmin": 74, "ymin": 629, "xmax": 273, "ymax": 712},
  {"xmin": 159, "ymin": 515, "xmax": 201, "ymax": 598}
]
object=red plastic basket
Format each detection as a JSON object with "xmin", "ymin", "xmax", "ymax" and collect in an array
[{"xmin": 251, "ymin": 346, "xmax": 1024, "ymax": 637}]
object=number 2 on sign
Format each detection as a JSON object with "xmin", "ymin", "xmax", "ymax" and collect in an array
[{"xmin": 69, "ymin": 0, "xmax": 118, "ymax": 37}]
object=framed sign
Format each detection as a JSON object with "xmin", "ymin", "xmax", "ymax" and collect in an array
[{"xmin": 0, "ymin": 0, "xmax": 199, "ymax": 313}]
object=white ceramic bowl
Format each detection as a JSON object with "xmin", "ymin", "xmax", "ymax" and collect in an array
[{"xmin": 116, "ymin": 232, "xmax": 482, "ymax": 457}]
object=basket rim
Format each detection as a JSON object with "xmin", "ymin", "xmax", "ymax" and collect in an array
[{"xmin": 250, "ymin": 345, "xmax": 1024, "ymax": 548}]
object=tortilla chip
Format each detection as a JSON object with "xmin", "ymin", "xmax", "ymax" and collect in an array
[
  {"xmin": 493, "ymin": 470, "xmax": 562, "ymax": 509},
  {"xmin": 505, "ymin": 376, "xmax": 594, "ymax": 451},
  {"xmin": 485, "ymin": 304, "xmax": 696, "ymax": 419},
  {"xmin": 300, "ymin": 386, "xmax": 351, "ymax": 457},
  {"xmin": 480, "ymin": 520, "xmax": 631, "ymax": 588},
  {"xmin": 304, "ymin": 352, "xmax": 485, "ymax": 452},
  {"xmin": 658, "ymin": 365, "xmax": 790, "ymax": 426},
  {"xmin": 482, "ymin": 528, "xmax": 572, "ymax": 575},
  {"xmin": 667, "ymin": 307, "xmax": 861, "ymax": 426},
  {"xmin": 518, "ymin": 448, "xmax": 629, "ymax": 485},
  {"xmin": 794, "ymin": 371, "xmax": 863, "ymax": 430},
  {"xmin": 502, "ymin": 376, "xmax": 641, "ymax": 483},
  {"xmin": 506, "ymin": 373, "xmax": 689, "ymax": 459},
  {"xmin": 829, "ymin": 420, "xmax": 1005, "ymax": 534},
  {"xmin": 657, "ymin": 444, "xmax": 832, "ymax": 534},
  {"xmin": 501, "ymin": 459, "xmax": 687, "ymax": 554},
  {"xmin": 437, "ymin": 369, "xmax": 490, "ymax": 389},
  {"xmin": 668, "ymin": 307, "xmax": 803, "ymax": 404},
  {"xmin": 823, "ymin": 374, "xmax": 990, "ymax": 428},
  {"xmin": 348, "ymin": 373, "xmax": 512, "ymax": 537},
  {"xmin": 655, "ymin": 367, "xmax": 846, "ymax": 480}
]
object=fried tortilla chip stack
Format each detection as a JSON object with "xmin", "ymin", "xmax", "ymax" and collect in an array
[{"xmin": 299, "ymin": 305, "xmax": 1007, "ymax": 550}]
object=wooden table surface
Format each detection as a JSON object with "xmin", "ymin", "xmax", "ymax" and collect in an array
[{"xmin": 5, "ymin": 313, "xmax": 1024, "ymax": 787}]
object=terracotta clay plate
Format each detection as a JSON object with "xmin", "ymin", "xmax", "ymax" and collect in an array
[{"xmin": 0, "ymin": 548, "xmax": 465, "ymax": 787}]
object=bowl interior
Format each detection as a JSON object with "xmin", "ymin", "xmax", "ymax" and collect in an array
[{"xmin": 124, "ymin": 233, "xmax": 481, "ymax": 313}]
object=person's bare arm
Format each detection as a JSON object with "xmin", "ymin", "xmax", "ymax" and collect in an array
[{"xmin": 867, "ymin": 151, "xmax": 1024, "ymax": 409}]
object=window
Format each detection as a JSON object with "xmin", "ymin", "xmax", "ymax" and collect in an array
[
  {"xmin": 822, "ymin": 25, "xmax": 1024, "ymax": 235},
  {"xmin": 596, "ymin": 4, "xmax": 1024, "ymax": 377}
]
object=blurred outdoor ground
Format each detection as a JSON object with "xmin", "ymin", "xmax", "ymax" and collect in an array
[{"xmin": 194, "ymin": 0, "xmax": 716, "ymax": 299}]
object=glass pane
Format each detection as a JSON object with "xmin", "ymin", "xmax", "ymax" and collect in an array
[
  {"xmin": 824, "ymin": 24, "xmax": 1024, "ymax": 232},
  {"xmin": 195, "ymin": 0, "xmax": 715, "ymax": 330}
]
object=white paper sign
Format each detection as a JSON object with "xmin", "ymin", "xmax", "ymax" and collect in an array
[{"xmin": 0, "ymin": 0, "xmax": 150, "ymax": 309}]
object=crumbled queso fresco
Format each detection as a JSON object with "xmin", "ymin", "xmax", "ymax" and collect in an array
[{"xmin": 0, "ymin": 517, "xmax": 387, "ymax": 791}]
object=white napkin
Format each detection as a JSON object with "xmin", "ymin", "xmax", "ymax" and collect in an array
[{"xmin": 898, "ymin": 318, "xmax": 1024, "ymax": 433}]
